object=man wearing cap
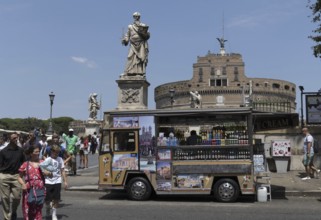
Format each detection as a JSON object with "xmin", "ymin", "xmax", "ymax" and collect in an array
[{"xmin": 62, "ymin": 129, "xmax": 79, "ymax": 175}]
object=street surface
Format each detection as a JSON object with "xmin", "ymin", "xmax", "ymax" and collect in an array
[
  {"xmin": 2, "ymin": 154, "xmax": 321, "ymax": 220},
  {"xmin": 16, "ymin": 192, "xmax": 321, "ymax": 220}
]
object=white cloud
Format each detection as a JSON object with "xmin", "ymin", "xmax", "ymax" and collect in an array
[{"xmin": 71, "ymin": 56, "xmax": 97, "ymax": 68}]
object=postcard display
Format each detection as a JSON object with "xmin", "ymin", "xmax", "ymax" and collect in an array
[{"xmin": 156, "ymin": 116, "xmax": 252, "ymax": 191}]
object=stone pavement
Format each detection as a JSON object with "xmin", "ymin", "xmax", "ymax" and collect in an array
[
  {"xmin": 270, "ymin": 171, "xmax": 321, "ymax": 198},
  {"xmin": 67, "ymin": 167, "xmax": 321, "ymax": 198}
]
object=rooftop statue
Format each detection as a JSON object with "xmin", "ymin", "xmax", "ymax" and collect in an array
[
  {"xmin": 217, "ymin": 37, "xmax": 227, "ymax": 49},
  {"xmin": 190, "ymin": 91, "xmax": 202, "ymax": 109},
  {"xmin": 121, "ymin": 12, "xmax": 150, "ymax": 79},
  {"xmin": 88, "ymin": 93, "xmax": 100, "ymax": 120}
]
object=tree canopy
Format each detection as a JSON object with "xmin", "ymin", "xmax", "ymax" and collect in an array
[
  {"xmin": 0, "ymin": 117, "xmax": 74, "ymax": 134},
  {"xmin": 309, "ymin": 0, "xmax": 321, "ymax": 58}
]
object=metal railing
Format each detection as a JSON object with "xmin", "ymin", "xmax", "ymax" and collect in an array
[{"xmin": 252, "ymin": 101, "xmax": 293, "ymax": 113}]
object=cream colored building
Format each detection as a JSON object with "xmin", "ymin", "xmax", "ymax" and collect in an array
[{"xmin": 155, "ymin": 46, "xmax": 296, "ymax": 113}]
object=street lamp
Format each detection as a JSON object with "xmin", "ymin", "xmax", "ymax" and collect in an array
[
  {"xmin": 47, "ymin": 91, "xmax": 55, "ymax": 135},
  {"xmin": 169, "ymin": 88, "xmax": 175, "ymax": 109},
  {"xmin": 299, "ymin": 86, "xmax": 304, "ymax": 128}
]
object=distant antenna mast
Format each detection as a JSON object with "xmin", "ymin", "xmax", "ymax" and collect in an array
[
  {"xmin": 216, "ymin": 11, "xmax": 227, "ymax": 56},
  {"xmin": 222, "ymin": 11, "xmax": 225, "ymax": 39}
]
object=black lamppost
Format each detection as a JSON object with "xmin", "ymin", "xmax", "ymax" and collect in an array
[
  {"xmin": 299, "ymin": 86, "xmax": 304, "ymax": 128},
  {"xmin": 48, "ymin": 92, "xmax": 55, "ymax": 135},
  {"xmin": 169, "ymin": 89, "xmax": 175, "ymax": 109}
]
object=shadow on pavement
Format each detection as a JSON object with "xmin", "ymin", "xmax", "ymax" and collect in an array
[
  {"xmin": 99, "ymin": 190, "xmax": 256, "ymax": 203},
  {"xmin": 271, "ymin": 184, "xmax": 288, "ymax": 200}
]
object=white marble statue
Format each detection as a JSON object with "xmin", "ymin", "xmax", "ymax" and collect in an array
[
  {"xmin": 121, "ymin": 12, "xmax": 150, "ymax": 78},
  {"xmin": 190, "ymin": 91, "xmax": 202, "ymax": 108},
  {"xmin": 88, "ymin": 93, "xmax": 100, "ymax": 120}
]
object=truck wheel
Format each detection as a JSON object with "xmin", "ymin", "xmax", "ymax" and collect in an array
[
  {"xmin": 213, "ymin": 178, "xmax": 240, "ymax": 203},
  {"xmin": 127, "ymin": 177, "xmax": 152, "ymax": 201}
]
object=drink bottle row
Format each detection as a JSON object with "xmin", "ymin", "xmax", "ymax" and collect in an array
[
  {"xmin": 199, "ymin": 126, "xmax": 249, "ymax": 146},
  {"xmin": 172, "ymin": 148, "xmax": 251, "ymax": 160}
]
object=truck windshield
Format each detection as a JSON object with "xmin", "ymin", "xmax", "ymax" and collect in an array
[{"xmin": 113, "ymin": 131, "xmax": 136, "ymax": 152}]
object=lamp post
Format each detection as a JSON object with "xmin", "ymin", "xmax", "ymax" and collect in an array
[
  {"xmin": 48, "ymin": 91, "xmax": 55, "ymax": 135},
  {"xmin": 299, "ymin": 86, "xmax": 304, "ymax": 128},
  {"xmin": 169, "ymin": 88, "xmax": 175, "ymax": 109}
]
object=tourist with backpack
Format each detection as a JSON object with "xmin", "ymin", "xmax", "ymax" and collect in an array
[{"xmin": 301, "ymin": 127, "xmax": 320, "ymax": 180}]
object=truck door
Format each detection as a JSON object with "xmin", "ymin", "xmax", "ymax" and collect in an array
[
  {"xmin": 110, "ymin": 129, "xmax": 139, "ymax": 185},
  {"xmin": 99, "ymin": 130, "xmax": 112, "ymax": 185}
]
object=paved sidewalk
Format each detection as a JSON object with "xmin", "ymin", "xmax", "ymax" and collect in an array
[{"xmin": 271, "ymin": 171, "xmax": 321, "ymax": 198}]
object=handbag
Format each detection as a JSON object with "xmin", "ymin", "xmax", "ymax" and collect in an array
[{"xmin": 26, "ymin": 161, "xmax": 46, "ymax": 205}]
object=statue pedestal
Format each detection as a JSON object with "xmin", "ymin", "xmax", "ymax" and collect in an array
[
  {"xmin": 85, "ymin": 120, "xmax": 101, "ymax": 136},
  {"xmin": 116, "ymin": 77, "xmax": 150, "ymax": 110}
]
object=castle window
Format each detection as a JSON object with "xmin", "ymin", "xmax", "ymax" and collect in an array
[
  {"xmin": 210, "ymin": 79, "xmax": 228, "ymax": 87},
  {"xmin": 222, "ymin": 79, "xmax": 227, "ymax": 86},
  {"xmin": 272, "ymin": 83, "xmax": 280, "ymax": 89},
  {"xmin": 264, "ymin": 82, "xmax": 268, "ymax": 87},
  {"xmin": 256, "ymin": 83, "xmax": 260, "ymax": 87},
  {"xmin": 284, "ymin": 85, "xmax": 290, "ymax": 90},
  {"xmin": 198, "ymin": 68, "xmax": 203, "ymax": 82},
  {"xmin": 222, "ymin": 67, "xmax": 227, "ymax": 75},
  {"xmin": 292, "ymin": 87, "xmax": 295, "ymax": 92},
  {"xmin": 234, "ymin": 67, "xmax": 239, "ymax": 81},
  {"xmin": 211, "ymin": 67, "xmax": 215, "ymax": 76}
]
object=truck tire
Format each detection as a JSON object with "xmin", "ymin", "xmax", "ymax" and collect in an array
[
  {"xmin": 213, "ymin": 178, "xmax": 240, "ymax": 203},
  {"xmin": 127, "ymin": 177, "xmax": 152, "ymax": 201}
]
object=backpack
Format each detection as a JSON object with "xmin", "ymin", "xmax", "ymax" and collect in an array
[
  {"xmin": 314, "ymin": 138, "xmax": 319, "ymax": 154},
  {"xmin": 91, "ymin": 137, "xmax": 98, "ymax": 146}
]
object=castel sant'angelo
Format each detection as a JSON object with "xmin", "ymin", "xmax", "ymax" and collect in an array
[{"xmin": 154, "ymin": 38, "xmax": 296, "ymax": 113}]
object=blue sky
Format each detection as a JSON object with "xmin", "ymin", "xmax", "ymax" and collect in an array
[{"xmin": 0, "ymin": 0, "xmax": 319, "ymax": 120}]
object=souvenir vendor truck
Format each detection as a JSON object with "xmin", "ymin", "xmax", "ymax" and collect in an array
[{"xmin": 98, "ymin": 108, "xmax": 257, "ymax": 202}]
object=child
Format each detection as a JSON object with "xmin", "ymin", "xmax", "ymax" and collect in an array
[{"xmin": 40, "ymin": 144, "xmax": 68, "ymax": 220}]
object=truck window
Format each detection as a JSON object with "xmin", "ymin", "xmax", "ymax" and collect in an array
[
  {"xmin": 113, "ymin": 131, "xmax": 136, "ymax": 152},
  {"xmin": 100, "ymin": 131, "xmax": 110, "ymax": 153}
]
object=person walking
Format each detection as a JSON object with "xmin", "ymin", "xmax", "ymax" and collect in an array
[
  {"xmin": 38, "ymin": 134, "xmax": 48, "ymax": 160},
  {"xmin": 40, "ymin": 145, "xmax": 68, "ymax": 220},
  {"xmin": 44, "ymin": 134, "xmax": 70, "ymax": 163},
  {"xmin": 78, "ymin": 137, "xmax": 85, "ymax": 169},
  {"xmin": 0, "ymin": 133, "xmax": 25, "ymax": 220},
  {"xmin": 62, "ymin": 129, "xmax": 79, "ymax": 175},
  {"xmin": 83, "ymin": 136, "xmax": 90, "ymax": 169},
  {"xmin": 91, "ymin": 132, "xmax": 98, "ymax": 155},
  {"xmin": 18, "ymin": 145, "xmax": 48, "ymax": 220},
  {"xmin": 302, "ymin": 127, "xmax": 320, "ymax": 180}
]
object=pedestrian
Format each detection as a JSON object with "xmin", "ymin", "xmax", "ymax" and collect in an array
[
  {"xmin": 91, "ymin": 132, "xmax": 98, "ymax": 155},
  {"xmin": 44, "ymin": 134, "xmax": 71, "ymax": 169},
  {"xmin": 83, "ymin": 136, "xmax": 90, "ymax": 169},
  {"xmin": 17, "ymin": 145, "xmax": 48, "ymax": 220},
  {"xmin": 40, "ymin": 144, "xmax": 68, "ymax": 220},
  {"xmin": 62, "ymin": 129, "xmax": 79, "ymax": 175},
  {"xmin": 78, "ymin": 137, "xmax": 85, "ymax": 169},
  {"xmin": 23, "ymin": 131, "xmax": 37, "ymax": 149},
  {"xmin": 38, "ymin": 134, "xmax": 48, "ymax": 160},
  {"xmin": 302, "ymin": 127, "xmax": 320, "ymax": 180},
  {"xmin": 0, "ymin": 132, "xmax": 26, "ymax": 220}
]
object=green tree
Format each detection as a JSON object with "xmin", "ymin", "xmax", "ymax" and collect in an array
[
  {"xmin": 309, "ymin": 0, "xmax": 321, "ymax": 58},
  {"xmin": 0, "ymin": 117, "xmax": 74, "ymax": 134},
  {"xmin": 51, "ymin": 117, "xmax": 74, "ymax": 134}
]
